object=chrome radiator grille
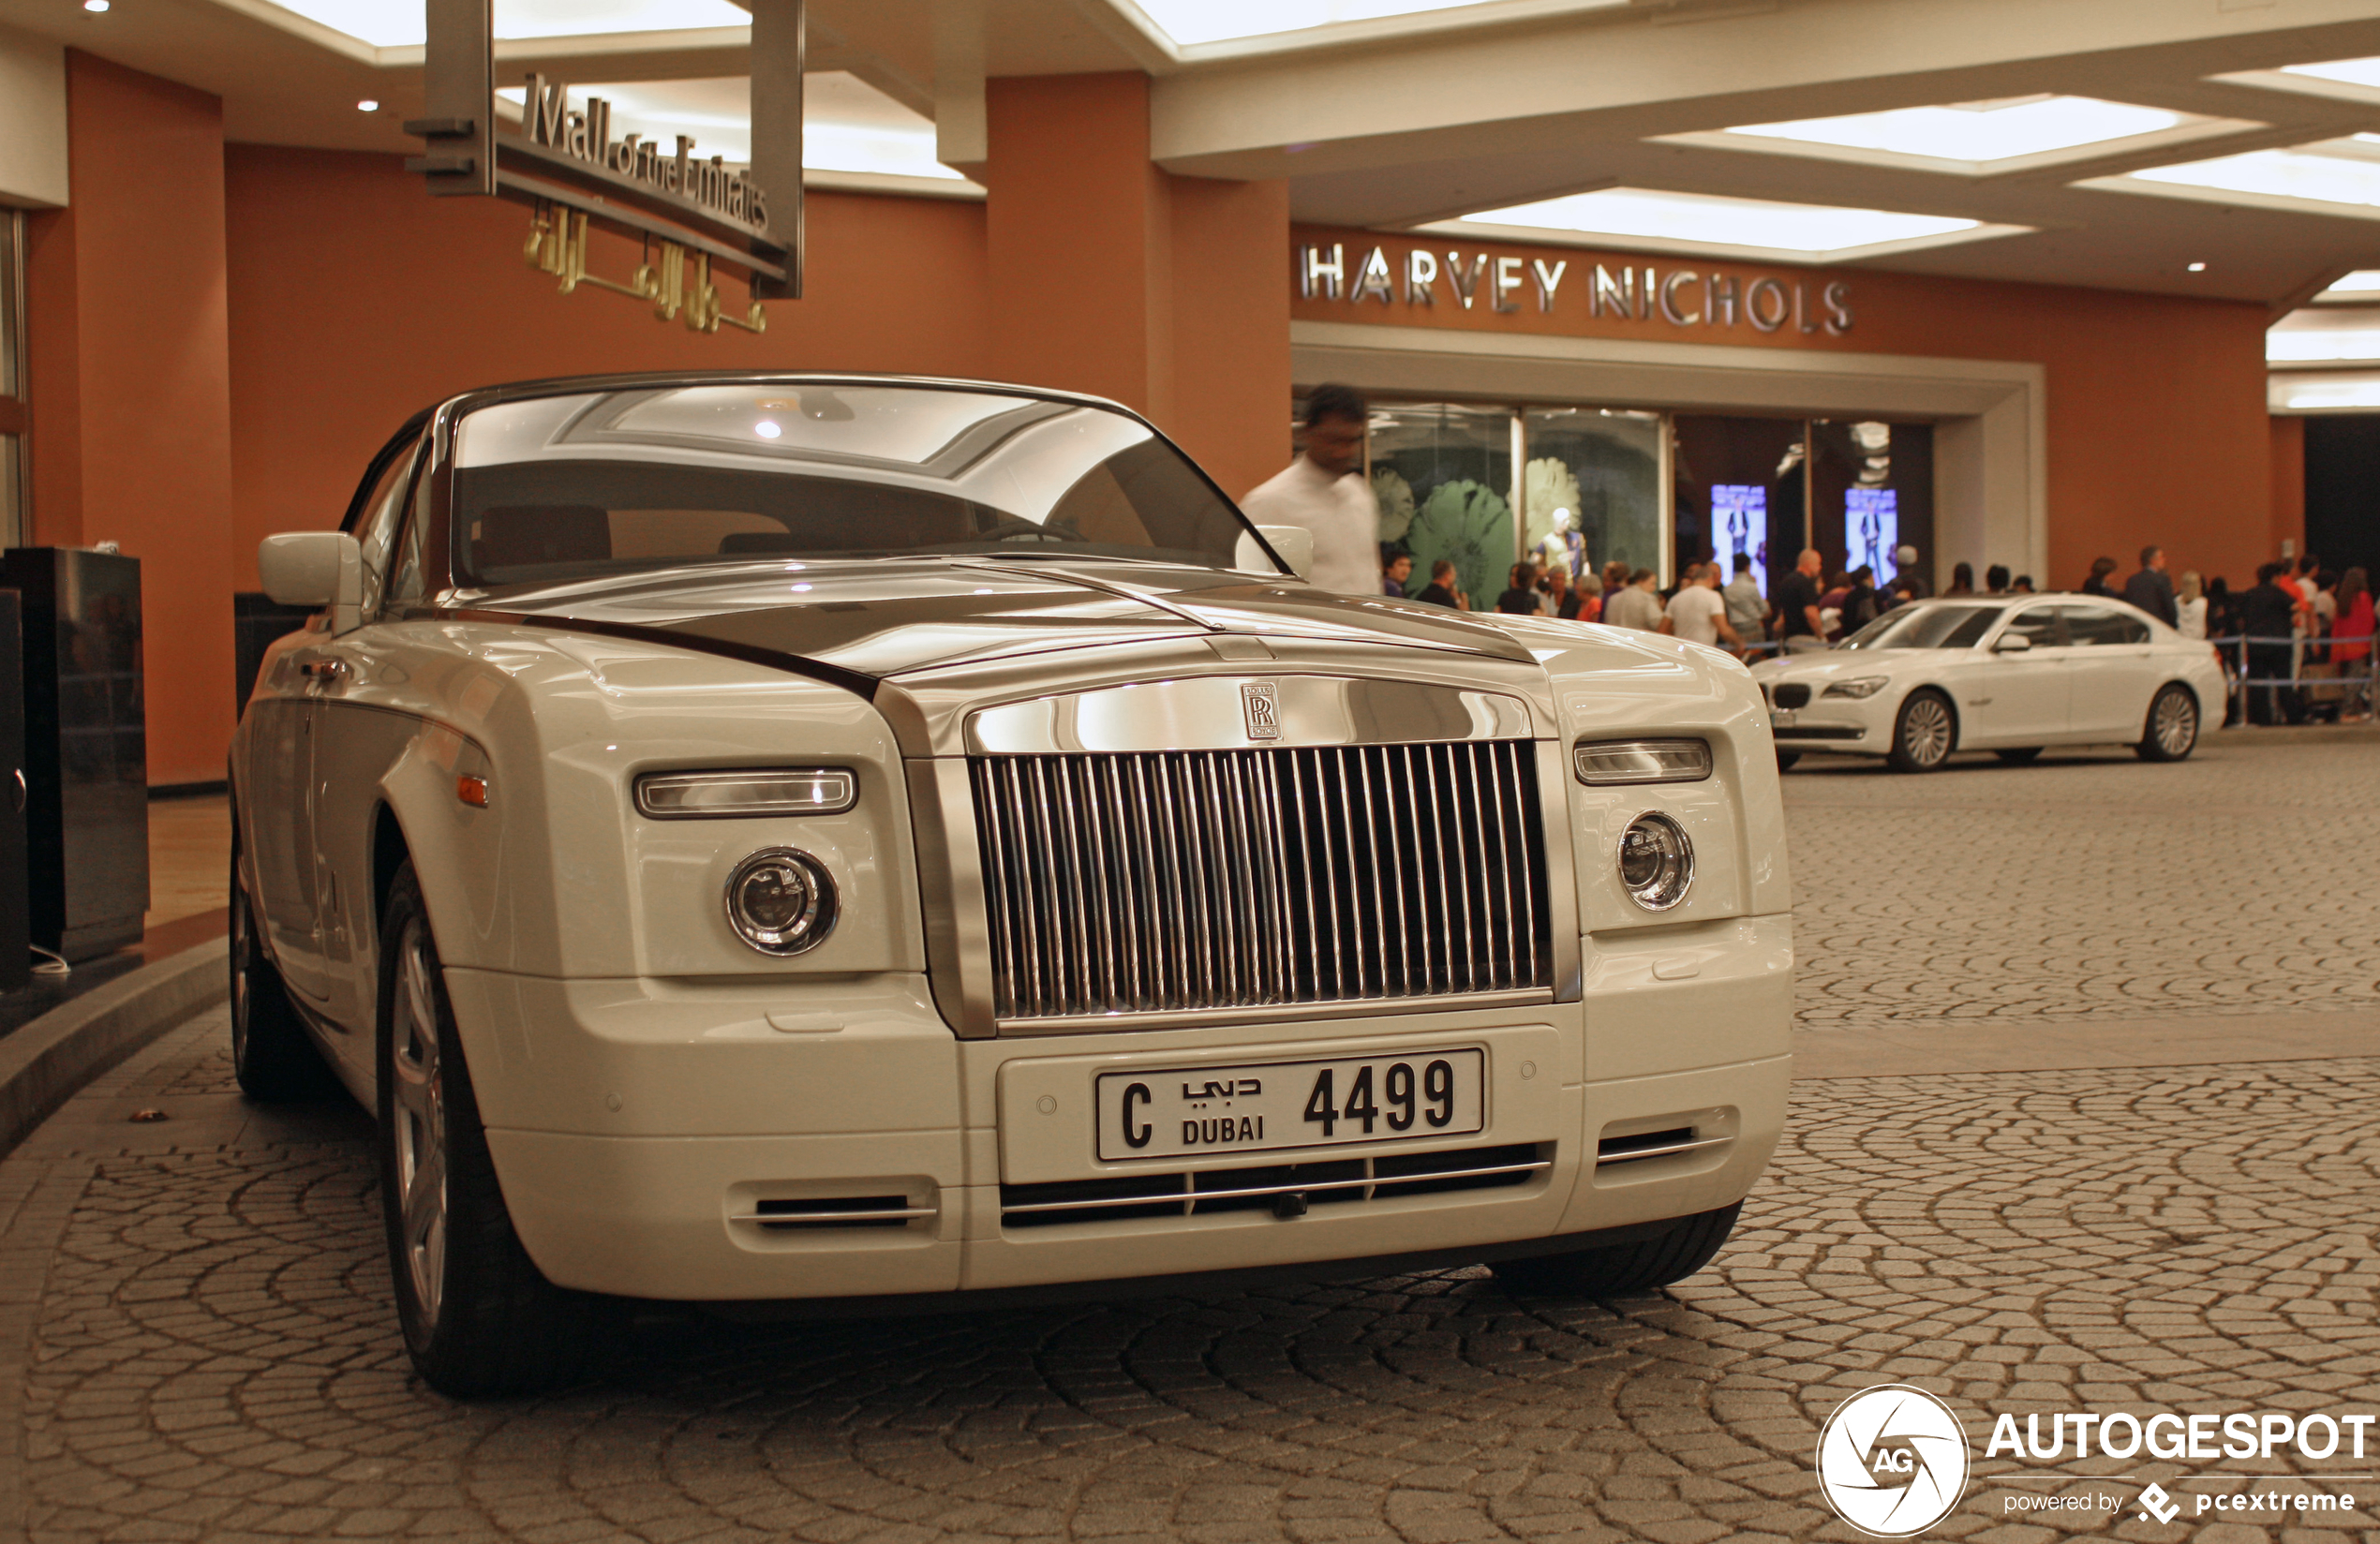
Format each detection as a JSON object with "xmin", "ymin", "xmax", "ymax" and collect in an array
[{"xmin": 968, "ymin": 742, "xmax": 1551, "ymax": 1021}]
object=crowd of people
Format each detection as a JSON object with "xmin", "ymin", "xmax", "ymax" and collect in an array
[{"xmin": 1249, "ymin": 385, "xmax": 2372, "ymax": 724}]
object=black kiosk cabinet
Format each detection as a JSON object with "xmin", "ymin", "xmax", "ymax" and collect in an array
[{"xmin": 3, "ymin": 549, "xmax": 148, "ymax": 961}]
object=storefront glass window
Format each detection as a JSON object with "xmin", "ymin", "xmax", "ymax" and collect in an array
[
  {"xmin": 1520, "ymin": 408, "xmax": 1661, "ymax": 586},
  {"xmin": 1368, "ymin": 403, "xmax": 1512, "ymax": 609},
  {"xmin": 1671, "ymin": 415, "xmax": 1807, "ymax": 598},
  {"xmin": 1810, "ymin": 420, "xmax": 1934, "ymax": 592}
]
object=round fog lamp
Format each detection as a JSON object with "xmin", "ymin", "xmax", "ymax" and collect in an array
[
  {"xmin": 1616, "ymin": 813, "xmax": 1693, "ymax": 911},
  {"xmin": 723, "ymin": 848, "xmax": 838, "ymax": 955}
]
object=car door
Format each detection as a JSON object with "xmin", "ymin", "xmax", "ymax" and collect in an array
[
  {"xmin": 2058, "ymin": 604, "xmax": 2158, "ymax": 739},
  {"xmin": 305, "ymin": 435, "xmax": 427, "ymax": 1034},
  {"xmin": 241, "ymin": 656, "xmax": 323, "ymax": 1002},
  {"xmin": 1961, "ymin": 605, "xmax": 2071, "ymax": 745}
]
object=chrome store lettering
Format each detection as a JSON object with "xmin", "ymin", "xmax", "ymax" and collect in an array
[{"xmin": 1298, "ymin": 242, "xmax": 1852, "ymax": 335}]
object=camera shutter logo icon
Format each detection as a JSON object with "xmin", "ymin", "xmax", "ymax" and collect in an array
[{"xmin": 1815, "ymin": 1385, "xmax": 1971, "ymax": 1537}]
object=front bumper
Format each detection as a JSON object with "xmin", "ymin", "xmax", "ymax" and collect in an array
[
  {"xmin": 446, "ymin": 916, "xmax": 1791, "ymax": 1302},
  {"xmin": 1765, "ymin": 689, "xmax": 1892, "ymax": 753}
]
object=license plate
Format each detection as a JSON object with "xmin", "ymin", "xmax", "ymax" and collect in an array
[
  {"xmin": 1771, "ymin": 707, "xmax": 1797, "ymax": 728},
  {"xmin": 1095, "ymin": 1048, "xmax": 1485, "ymax": 1162}
]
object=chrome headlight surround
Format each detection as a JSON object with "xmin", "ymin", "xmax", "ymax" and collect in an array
[
  {"xmin": 1822, "ymin": 676, "xmax": 1890, "ymax": 700},
  {"xmin": 1574, "ymin": 738, "xmax": 1713, "ymax": 786},
  {"xmin": 637, "ymin": 767, "xmax": 856, "ymax": 819},
  {"xmin": 1615, "ymin": 813, "xmax": 1694, "ymax": 912},
  {"xmin": 722, "ymin": 848, "xmax": 840, "ymax": 955}
]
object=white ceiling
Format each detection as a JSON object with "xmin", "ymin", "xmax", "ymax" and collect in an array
[{"xmin": 18, "ymin": 0, "xmax": 2380, "ymax": 313}]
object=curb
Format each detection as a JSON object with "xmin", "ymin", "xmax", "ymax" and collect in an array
[{"xmin": 0, "ymin": 940, "xmax": 230, "ymax": 1162}]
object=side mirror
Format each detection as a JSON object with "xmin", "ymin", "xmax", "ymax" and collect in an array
[
  {"xmin": 259, "ymin": 532, "xmax": 364, "ymax": 633},
  {"xmin": 1236, "ymin": 525, "xmax": 1314, "ymax": 583},
  {"xmin": 1992, "ymin": 631, "xmax": 2032, "ymax": 652}
]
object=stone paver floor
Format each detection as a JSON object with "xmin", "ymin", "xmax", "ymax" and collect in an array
[
  {"xmin": 7, "ymin": 735, "xmax": 2378, "ymax": 1542},
  {"xmin": 7, "ymin": 1014, "xmax": 2375, "ymax": 1543}
]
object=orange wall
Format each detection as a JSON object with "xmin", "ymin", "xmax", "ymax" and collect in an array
[
  {"xmin": 26, "ymin": 52, "xmax": 236, "ymax": 787},
  {"xmin": 223, "ymin": 145, "xmax": 994, "ymax": 576},
  {"xmin": 2269, "ymin": 414, "xmax": 2305, "ymax": 560},
  {"xmin": 1292, "ymin": 226, "xmax": 2277, "ymax": 589},
  {"xmin": 981, "ymin": 74, "xmax": 1291, "ymax": 500}
]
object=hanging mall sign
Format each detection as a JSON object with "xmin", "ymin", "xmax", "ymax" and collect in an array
[{"xmin": 1297, "ymin": 240, "xmax": 1853, "ymax": 336}]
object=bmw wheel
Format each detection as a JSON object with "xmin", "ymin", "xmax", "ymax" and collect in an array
[
  {"xmin": 1887, "ymin": 690, "xmax": 1956, "ymax": 773},
  {"xmin": 378, "ymin": 860, "xmax": 603, "ymax": 1396},
  {"xmin": 2137, "ymin": 684, "xmax": 2199, "ymax": 763},
  {"xmin": 230, "ymin": 830, "xmax": 333, "ymax": 1101},
  {"xmin": 1492, "ymin": 1203, "xmax": 1741, "ymax": 1297}
]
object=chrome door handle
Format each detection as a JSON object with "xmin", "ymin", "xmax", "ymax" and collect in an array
[{"xmin": 301, "ymin": 658, "xmax": 350, "ymax": 682}]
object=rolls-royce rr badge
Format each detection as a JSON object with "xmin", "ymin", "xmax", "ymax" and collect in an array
[{"xmin": 1241, "ymin": 681, "xmax": 1282, "ymax": 740}]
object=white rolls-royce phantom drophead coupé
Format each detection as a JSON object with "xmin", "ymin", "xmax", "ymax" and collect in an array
[{"xmin": 232, "ymin": 374, "xmax": 1792, "ymax": 1395}]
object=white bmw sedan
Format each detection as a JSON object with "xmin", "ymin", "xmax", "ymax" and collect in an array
[{"xmin": 1748, "ymin": 595, "xmax": 2227, "ymax": 772}]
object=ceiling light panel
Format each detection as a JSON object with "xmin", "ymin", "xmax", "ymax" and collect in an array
[
  {"xmin": 1419, "ymin": 187, "xmax": 2020, "ymax": 264},
  {"xmin": 1729, "ymin": 96, "xmax": 2187, "ymax": 163},
  {"xmin": 2114, "ymin": 142, "xmax": 2380, "ymax": 215},
  {"xmin": 2267, "ymin": 308, "xmax": 2380, "ymax": 364},
  {"xmin": 2270, "ymin": 370, "xmax": 2380, "ymax": 412},
  {"xmin": 263, "ymin": 0, "xmax": 748, "ymax": 49},
  {"xmin": 1124, "ymin": 0, "xmax": 1578, "ymax": 47},
  {"xmin": 2316, "ymin": 270, "xmax": 2380, "ymax": 297},
  {"xmin": 2279, "ymin": 56, "xmax": 2380, "ymax": 91}
]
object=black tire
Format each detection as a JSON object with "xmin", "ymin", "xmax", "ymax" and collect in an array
[
  {"xmin": 1886, "ymin": 690, "xmax": 1956, "ymax": 773},
  {"xmin": 1491, "ymin": 1202, "xmax": 1742, "ymax": 1297},
  {"xmin": 230, "ymin": 831, "xmax": 335, "ymax": 1101},
  {"xmin": 378, "ymin": 861, "xmax": 602, "ymax": 1397},
  {"xmin": 1994, "ymin": 747, "xmax": 2043, "ymax": 765},
  {"xmin": 2136, "ymin": 683, "xmax": 2199, "ymax": 763},
  {"xmin": 1775, "ymin": 750, "xmax": 1801, "ymax": 772}
]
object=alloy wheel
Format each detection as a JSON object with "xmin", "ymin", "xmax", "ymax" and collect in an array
[
  {"xmin": 2154, "ymin": 689, "xmax": 2197, "ymax": 757},
  {"xmin": 1900, "ymin": 695, "xmax": 1953, "ymax": 767},
  {"xmin": 389, "ymin": 919, "xmax": 449, "ymax": 1329}
]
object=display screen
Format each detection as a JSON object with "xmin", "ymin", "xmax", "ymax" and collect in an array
[
  {"xmin": 1711, "ymin": 483, "xmax": 1767, "ymax": 593},
  {"xmin": 1846, "ymin": 487, "xmax": 1899, "ymax": 583}
]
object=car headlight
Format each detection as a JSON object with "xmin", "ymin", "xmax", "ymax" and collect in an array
[
  {"xmin": 1822, "ymin": 676, "xmax": 1889, "ymax": 700},
  {"xmin": 1616, "ymin": 813, "xmax": 1694, "ymax": 912},
  {"xmin": 1574, "ymin": 738, "xmax": 1713, "ymax": 786},
  {"xmin": 723, "ymin": 848, "xmax": 840, "ymax": 955},
  {"xmin": 638, "ymin": 768, "xmax": 856, "ymax": 818}
]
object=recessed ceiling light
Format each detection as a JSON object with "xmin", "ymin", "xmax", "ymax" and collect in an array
[
  {"xmin": 1420, "ymin": 186, "xmax": 2016, "ymax": 264},
  {"xmin": 1724, "ymin": 96, "xmax": 2188, "ymax": 164},
  {"xmin": 82, "ymin": 1, "xmax": 108, "ymax": 12},
  {"xmin": 2187, "ymin": 261, "xmax": 2207, "ymax": 272},
  {"xmin": 357, "ymin": 99, "xmax": 379, "ymax": 112}
]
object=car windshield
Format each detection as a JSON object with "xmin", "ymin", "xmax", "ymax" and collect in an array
[
  {"xmin": 1838, "ymin": 602, "xmax": 2001, "ymax": 650},
  {"xmin": 447, "ymin": 384, "xmax": 1265, "ymax": 587}
]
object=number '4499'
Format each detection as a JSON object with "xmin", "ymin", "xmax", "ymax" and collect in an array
[{"xmin": 1302, "ymin": 1059, "xmax": 1456, "ymax": 1137}]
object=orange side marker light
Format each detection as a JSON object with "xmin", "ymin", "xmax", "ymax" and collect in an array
[{"xmin": 457, "ymin": 775, "xmax": 490, "ymax": 808}]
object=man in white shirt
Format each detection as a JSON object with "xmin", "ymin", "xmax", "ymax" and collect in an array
[
  {"xmin": 1601, "ymin": 567, "xmax": 1666, "ymax": 631},
  {"xmin": 1241, "ymin": 384, "xmax": 1380, "ymax": 594},
  {"xmin": 1661, "ymin": 562, "xmax": 1743, "ymax": 649}
]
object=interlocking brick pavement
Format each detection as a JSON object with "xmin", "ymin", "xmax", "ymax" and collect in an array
[
  {"xmin": 9, "ymin": 1017, "xmax": 2376, "ymax": 1543},
  {"xmin": 1782, "ymin": 736, "xmax": 2380, "ymax": 1027},
  {"xmin": 8, "ymin": 735, "xmax": 2380, "ymax": 1542}
]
